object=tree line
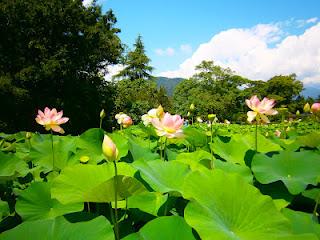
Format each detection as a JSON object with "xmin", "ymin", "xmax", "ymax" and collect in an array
[{"xmin": 0, "ymin": 0, "xmax": 316, "ymax": 134}]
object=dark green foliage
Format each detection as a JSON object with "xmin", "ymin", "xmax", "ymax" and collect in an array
[
  {"xmin": 113, "ymin": 35, "xmax": 153, "ymax": 81},
  {"xmin": 173, "ymin": 61, "xmax": 305, "ymax": 122},
  {"xmin": 173, "ymin": 61, "xmax": 249, "ymax": 121},
  {"xmin": 0, "ymin": 0, "xmax": 122, "ymax": 133},
  {"xmin": 113, "ymin": 36, "xmax": 171, "ymax": 120}
]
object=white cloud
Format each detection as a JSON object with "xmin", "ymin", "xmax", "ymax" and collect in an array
[
  {"xmin": 155, "ymin": 47, "xmax": 175, "ymax": 56},
  {"xmin": 103, "ymin": 64, "xmax": 124, "ymax": 81},
  {"xmin": 82, "ymin": 0, "xmax": 93, "ymax": 7},
  {"xmin": 306, "ymin": 17, "xmax": 318, "ymax": 24},
  {"xmin": 159, "ymin": 21, "xmax": 320, "ymax": 85},
  {"xmin": 180, "ymin": 44, "xmax": 192, "ymax": 53}
]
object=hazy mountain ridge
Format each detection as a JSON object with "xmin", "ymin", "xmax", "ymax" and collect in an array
[
  {"xmin": 156, "ymin": 77, "xmax": 320, "ymax": 99},
  {"xmin": 156, "ymin": 77, "xmax": 184, "ymax": 96}
]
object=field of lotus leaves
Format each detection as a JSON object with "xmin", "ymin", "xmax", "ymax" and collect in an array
[{"xmin": 0, "ymin": 107, "xmax": 320, "ymax": 239}]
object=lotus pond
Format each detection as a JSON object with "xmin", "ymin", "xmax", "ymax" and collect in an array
[{"xmin": 0, "ymin": 122, "xmax": 319, "ymax": 239}]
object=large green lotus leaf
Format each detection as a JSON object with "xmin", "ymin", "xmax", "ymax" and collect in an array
[
  {"xmin": 15, "ymin": 182, "xmax": 83, "ymax": 221},
  {"xmin": 282, "ymin": 208, "xmax": 320, "ymax": 239},
  {"xmin": 295, "ymin": 132, "xmax": 320, "ymax": 149},
  {"xmin": 51, "ymin": 163, "xmax": 137, "ymax": 204},
  {"xmin": 76, "ymin": 128, "xmax": 104, "ymax": 162},
  {"xmin": 128, "ymin": 138, "xmax": 159, "ymax": 162},
  {"xmin": 84, "ymin": 175, "xmax": 146, "ymax": 202},
  {"xmin": 127, "ymin": 192, "xmax": 167, "ymax": 216},
  {"xmin": 176, "ymin": 150, "xmax": 212, "ymax": 162},
  {"xmin": 132, "ymin": 160, "xmax": 190, "ymax": 193},
  {"xmin": 212, "ymin": 133, "xmax": 282, "ymax": 164},
  {"xmin": 109, "ymin": 132, "xmax": 129, "ymax": 160},
  {"xmin": 0, "ymin": 216, "xmax": 114, "ymax": 240},
  {"xmin": 183, "ymin": 126, "xmax": 207, "ymax": 147},
  {"xmin": 302, "ymin": 188, "xmax": 320, "ymax": 201},
  {"xmin": 183, "ymin": 170, "xmax": 310, "ymax": 240},
  {"xmin": 0, "ymin": 151, "xmax": 29, "ymax": 178},
  {"xmin": 76, "ymin": 128, "xmax": 104, "ymax": 153},
  {"xmin": 175, "ymin": 150, "xmax": 252, "ymax": 183},
  {"xmin": 175, "ymin": 150, "xmax": 212, "ymax": 171},
  {"xmin": 122, "ymin": 216, "xmax": 196, "ymax": 240},
  {"xmin": 214, "ymin": 159, "xmax": 253, "ymax": 184},
  {"xmin": 29, "ymin": 134, "xmax": 76, "ymax": 171},
  {"xmin": 252, "ymin": 151, "xmax": 320, "ymax": 194},
  {"xmin": 0, "ymin": 200, "xmax": 9, "ymax": 219}
]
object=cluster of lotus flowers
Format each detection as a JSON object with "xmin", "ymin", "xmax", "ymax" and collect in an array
[
  {"xmin": 35, "ymin": 96, "xmax": 320, "ymax": 135},
  {"xmin": 34, "ymin": 97, "xmax": 320, "ymax": 163},
  {"xmin": 141, "ymin": 105, "xmax": 184, "ymax": 139}
]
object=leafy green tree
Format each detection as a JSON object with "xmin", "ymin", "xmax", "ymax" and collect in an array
[
  {"xmin": 113, "ymin": 36, "xmax": 170, "ymax": 121},
  {"xmin": 173, "ymin": 61, "xmax": 248, "ymax": 121},
  {"xmin": 264, "ymin": 74, "xmax": 303, "ymax": 107},
  {"xmin": 113, "ymin": 35, "xmax": 153, "ymax": 81},
  {"xmin": 0, "ymin": 0, "xmax": 122, "ymax": 133}
]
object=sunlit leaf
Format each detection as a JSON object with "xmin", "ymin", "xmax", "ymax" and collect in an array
[
  {"xmin": 16, "ymin": 182, "xmax": 83, "ymax": 221},
  {"xmin": 0, "ymin": 216, "xmax": 114, "ymax": 240},
  {"xmin": 122, "ymin": 216, "xmax": 195, "ymax": 240},
  {"xmin": 252, "ymin": 151, "xmax": 320, "ymax": 194},
  {"xmin": 51, "ymin": 163, "xmax": 137, "ymax": 204},
  {"xmin": 183, "ymin": 169, "xmax": 311, "ymax": 239}
]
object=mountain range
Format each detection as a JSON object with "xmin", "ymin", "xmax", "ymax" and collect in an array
[{"xmin": 156, "ymin": 77, "xmax": 320, "ymax": 99}]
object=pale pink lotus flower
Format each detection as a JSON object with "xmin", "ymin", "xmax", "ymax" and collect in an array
[
  {"xmin": 245, "ymin": 95, "xmax": 278, "ymax": 123},
  {"xmin": 151, "ymin": 112, "xmax": 184, "ymax": 138},
  {"xmin": 311, "ymin": 103, "xmax": 320, "ymax": 113},
  {"xmin": 35, "ymin": 107, "xmax": 69, "ymax": 134},
  {"xmin": 102, "ymin": 135, "xmax": 119, "ymax": 162},
  {"xmin": 115, "ymin": 112, "xmax": 133, "ymax": 128},
  {"xmin": 141, "ymin": 105, "xmax": 164, "ymax": 126}
]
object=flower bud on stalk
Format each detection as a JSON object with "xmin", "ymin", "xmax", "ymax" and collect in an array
[
  {"xmin": 303, "ymin": 103, "xmax": 310, "ymax": 113},
  {"xmin": 100, "ymin": 109, "xmax": 106, "ymax": 119},
  {"xmin": 102, "ymin": 135, "xmax": 119, "ymax": 162}
]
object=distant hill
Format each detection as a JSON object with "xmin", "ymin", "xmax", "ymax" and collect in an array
[
  {"xmin": 156, "ymin": 77, "xmax": 320, "ymax": 99},
  {"xmin": 156, "ymin": 77, "xmax": 184, "ymax": 96},
  {"xmin": 302, "ymin": 83, "xmax": 320, "ymax": 99}
]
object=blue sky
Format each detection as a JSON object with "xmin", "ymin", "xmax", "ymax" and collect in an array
[{"xmin": 94, "ymin": 0, "xmax": 320, "ymax": 84}]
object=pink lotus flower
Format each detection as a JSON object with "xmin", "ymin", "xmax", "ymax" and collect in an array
[
  {"xmin": 245, "ymin": 95, "xmax": 278, "ymax": 123},
  {"xmin": 35, "ymin": 107, "xmax": 69, "ymax": 134},
  {"xmin": 151, "ymin": 112, "xmax": 184, "ymax": 138},
  {"xmin": 115, "ymin": 113, "xmax": 133, "ymax": 128},
  {"xmin": 311, "ymin": 103, "xmax": 320, "ymax": 113}
]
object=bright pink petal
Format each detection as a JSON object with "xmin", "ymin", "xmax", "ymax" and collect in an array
[{"xmin": 44, "ymin": 107, "xmax": 51, "ymax": 116}]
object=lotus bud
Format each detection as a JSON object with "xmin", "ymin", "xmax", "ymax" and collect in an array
[
  {"xmin": 80, "ymin": 155, "xmax": 90, "ymax": 164},
  {"xmin": 102, "ymin": 135, "xmax": 119, "ymax": 162},
  {"xmin": 26, "ymin": 132, "xmax": 32, "ymax": 139},
  {"xmin": 208, "ymin": 114, "xmax": 216, "ymax": 121},
  {"xmin": 190, "ymin": 103, "xmax": 195, "ymax": 111},
  {"xmin": 196, "ymin": 117, "xmax": 203, "ymax": 123},
  {"xmin": 157, "ymin": 105, "xmax": 164, "ymax": 118},
  {"xmin": 311, "ymin": 103, "xmax": 320, "ymax": 113},
  {"xmin": 100, "ymin": 109, "xmax": 106, "ymax": 119},
  {"xmin": 296, "ymin": 110, "xmax": 300, "ymax": 116},
  {"xmin": 303, "ymin": 103, "xmax": 310, "ymax": 113},
  {"xmin": 187, "ymin": 112, "xmax": 191, "ymax": 117}
]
